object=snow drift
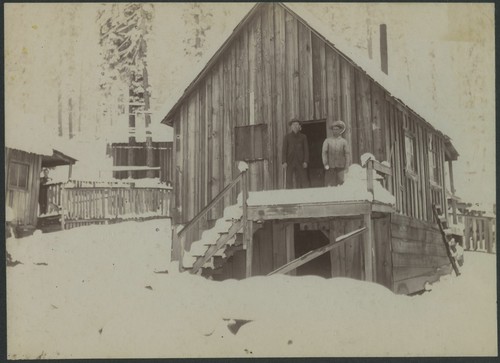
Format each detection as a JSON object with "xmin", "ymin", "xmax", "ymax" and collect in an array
[{"xmin": 6, "ymin": 219, "xmax": 497, "ymax": 358}]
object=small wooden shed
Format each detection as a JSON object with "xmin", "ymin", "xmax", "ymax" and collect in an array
[
  {"xmin": 110, "ymin": 141, "xmax": 174, "ymax": 182},
  {"xmin": 5, "ymin": 145, "xmax": 76, "ymax": 236},
  {"xmin": 160, "ymin": 3, "xmax": 460, "ymax": 294}
]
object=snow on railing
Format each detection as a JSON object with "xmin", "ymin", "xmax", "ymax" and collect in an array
[{"xmin": 41, "ymin": 179, "xmax": 173, "ymax": 230}]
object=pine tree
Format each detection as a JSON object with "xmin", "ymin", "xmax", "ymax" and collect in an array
[
  {"xmin": 182, "ymin": 3, "xmax": 213, "ymax": 59},
  {"xmin": 98, "ymin": 4, "xmax": 154, "ymax": 177}
]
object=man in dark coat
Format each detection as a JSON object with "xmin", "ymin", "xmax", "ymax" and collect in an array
[{"xmin": 282, "ymin": 118, "xmax": 309, "ymax": 188}]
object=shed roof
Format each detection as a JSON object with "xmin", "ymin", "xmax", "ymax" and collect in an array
[
  {"xmin": 159, "ymin": 2, "xmax": 458, "ymax": 154},
  {"xmin": 41, "ymin": 149, "xmax": 78, "ymax": 168}
]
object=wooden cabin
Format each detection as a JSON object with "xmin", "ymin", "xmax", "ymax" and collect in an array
[
  {"xmin": 109, "ymin": 141, "xmax": 174, "ymax": 182},
  {"xmin": 160, "ymin": 3, "xmax": 460, "ymax": 294},
  {"xmin": 5, "ymin": 146, "xmax": 76, "ymax": 237}
]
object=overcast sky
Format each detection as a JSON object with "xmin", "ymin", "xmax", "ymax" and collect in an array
[{"xmin": 5, "ymin": 3, "xmax": 495, "ymax": 205}]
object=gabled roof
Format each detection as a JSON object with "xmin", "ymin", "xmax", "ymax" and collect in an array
[{"xmin": 159, "ymin": 2, "xmax": 458, "ymax": 155}]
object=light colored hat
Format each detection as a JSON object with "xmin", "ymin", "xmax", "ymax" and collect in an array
[
  {"xmin": 289, "ymin": 118, "xmax": 301, "ymax": 126},
  {"xmin": 330, "ymin": 120, "xmax": 346, "ymax": 134}
]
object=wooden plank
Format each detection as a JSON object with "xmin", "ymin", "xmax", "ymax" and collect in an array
[
  {"xmin": 258, "ymin": 222, "xmax": 274, "ymax": 275},
  {"xmin": 416, "ymin": 123, "xmax": 425, "ymax": 220},
  {"xmin": 248, "ymin": 201, "xmax": 372, "ymax": 221},
  {"xmin": 439, "ymin": 138, "xmax": 448, "ymax": 222},
  {"xmin": 392, "ymin": 252, "xmax": 451, "ymax": 268},
  {"xmin": 311, "ymin": 33, "xmax": 326, "ymax": 119},
  {"xmin": 211, "ymin": 66, "xmax": 222, "ymax": 218},
  {"xmin": 391, "ymin": 238, "xmax": 448, "ymax": 257},
  {"xmin": 487, "ymin": 219, "xmax": 494, "ymax": 253},
  {"xmin": 383, "ymin": 100, "xmax": 393, "ymax": 193},
  {"xmin": 268, "ymin": 226, "xmax": 366, "ymax": 275},
  {"xmin": 363, "ymin": 213, "xmax": 373, "ymax": 281},
  {"xmin": 355, "ymin": 70, "xmax": 373, "ymax": 157},
  {"xmin": 274, "ymin": 4, "xmax": 286, "ymax": 188},
  {"xmin": 179, "ymin": 105, "xmax": 188, "ymax": 222},
  {"xmin": 246, "ymin": 220, "xmax": 254, "ymax": 277},
  {"xmin": 372, "ymin": 160, "xmax": 392, "ymax": 176},
  {"xmin": 371, "ymin": 83, "xmax": 385, "ymax": 161},
  {"xmin": 478, "ymin": 218, "xmax": 484, "ymax": 250},
  {"xmin": 187, "ymin": 95, "xmax": 197, "ymax": 220},
  {"xmin": 262, "ymin": 4, "xmax": 275, "ymax": 190},
  {"xmin": 285, "ymin": 11, "xmax": 299, "ymax": 121},
  {"xmin": 223, "ymin": 49, "xmax": 233, "ymax": 207},
  {"xmin": 423, "ymin": 129, "xmax": 432, "ymax": 222},
  {"xmin": 329, "ymin": 220, "xmax": 344, "ymax": 277},
  {"xmin": 285, "ymin": 223, "xmax": 295, "ymax": 275},
  {"xmin": 345, "ymin": 218, "xmax": 363, "ymax": 279},
  {"xmin": 340, "ymin": 58, "xmax": 357, "ymax": 163},
  {"xmin": 298, "ymin": 21, "xmax": 313, "ymax": 121},
  {"xmin": 394, "ymin": 109, "xmax": 404, "ymax": 214},
  {"xmin": 392, "ymin": 266, "xmax": 443, "ymax": 282},
  {"xmin": 272, "ymin": 221, "xmax": 287, "ymax": 270},
  {"xmin": 391, "ymin": 224, "xmax": 441, "ymax": 243},
  {"xmin": 200, "ymin": 82, "xmax": 207, "ymax": 210},
  {"xmin": 373, "ymin": 216, "xmax": 392, "ymax": 289}
]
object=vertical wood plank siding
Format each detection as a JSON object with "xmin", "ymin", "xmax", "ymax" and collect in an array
[
  {"xmin": 170, "ymin": 3, "xmax": 450, "ymax": 224},
  {"xmin": 5, "ymin": 148, "xmax": 43, "ymax": 226}
]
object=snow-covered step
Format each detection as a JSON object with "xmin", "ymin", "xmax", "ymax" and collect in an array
[{"xmin": 223, "ymin": 204, "xmax": 243, "ymax": 221}]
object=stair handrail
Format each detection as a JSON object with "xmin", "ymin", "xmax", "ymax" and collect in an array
[{"xmin": 177, "ymin": 169, "xmax": 248, "ymax": 242}]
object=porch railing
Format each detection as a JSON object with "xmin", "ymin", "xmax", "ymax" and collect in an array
[
  {"xmin": 42, "ymin": 180, "xmax": 173, "ymax": 230},
  {"xmin": 464, "ymin": 215, "xmax": 496, "ymax": 253},
  {"xmin": 172, "ymin": 168, "xmax": 249, "ymax": 267}
]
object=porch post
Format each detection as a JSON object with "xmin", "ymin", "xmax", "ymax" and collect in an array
[
  {"xmin": 448, "ymin": 160, "xmax": 457, "ymax": 224},
  {"xmin": 245, "ymin": 220, "xmax": 254, "ymax": 278},
  {"xmin": 363, "ymin": 213, "xmax": 373, "ymax": 282},
  {"xmin": 285, "ymin": 223, "xmax": 295, "ymax": 276}
]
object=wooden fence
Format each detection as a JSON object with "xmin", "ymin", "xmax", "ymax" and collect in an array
[
  {"xmin": 463, "ymin": 215, "xmax": 496, "ymax": 253},
  {"xmin": 43, "ymin": 181, "xmax": 173, "ymax": 230}
]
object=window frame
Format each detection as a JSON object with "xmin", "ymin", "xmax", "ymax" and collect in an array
[
  {"xmin": 428, "ymin": 133, "xmax": 440, "ymax": 186},
  {"xmin": 404, "ymin": 131, "xmax": 418, "ymax": 178},
  {"xmin": 234, "ymin": 123, "xmax": 269, "ymax": 162},
  {"xmin": 8, "ymin": 161, "xmax": 30, "ymax": 190}
]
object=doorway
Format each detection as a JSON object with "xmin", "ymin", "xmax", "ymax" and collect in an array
[
  {"xmin": 294, "ymin": 226, "xmax": 331, "ymax": 278},
  {"xmin": 300, "ymin": 120, "xmax": 326, "ymax": 187}
]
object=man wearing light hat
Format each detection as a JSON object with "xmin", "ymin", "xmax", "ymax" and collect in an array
[
  {"xmin": 282, "ymin": 118, "xmax": 309, "ymax": 188},
  {"xmin": 322, "ymin": 120, "xmax": 350, "ymax": 186}
]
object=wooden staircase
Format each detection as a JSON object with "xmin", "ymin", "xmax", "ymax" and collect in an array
[
  {"xmin": 184, "ymin": 211, "xmax": 245, "ymax": 275},
  {"xmin": 174, "ymin": 164, "xmax": 250, "ymax": 276},
  {"xmin": 432, "ymin": 204, "xmax": 461, "ymax": 276}
]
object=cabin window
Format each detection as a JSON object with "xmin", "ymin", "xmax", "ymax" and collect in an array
[
  {"xmin": 404, "ymin": 133, "xmax": 417, "ymax": 174},
  {"xmin": 234, "ymin": 124, "xmax": 268, "ymax": 161},
  {"xmin": 428, "ymin": 134, "xmax": 439, "ymax": 184},
  {"xmin": 9, "ymin": 161, "xmax": 30, "ymax": 190}
]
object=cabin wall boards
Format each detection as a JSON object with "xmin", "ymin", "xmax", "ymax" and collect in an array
[{"xmin": 165, "ymin": 3, "xmax": 454, "ymax": 227}]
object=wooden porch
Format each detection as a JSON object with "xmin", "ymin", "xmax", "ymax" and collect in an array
[{"xmin": 174, "ymin": 159, "xmax": 396, "ymax": 286}]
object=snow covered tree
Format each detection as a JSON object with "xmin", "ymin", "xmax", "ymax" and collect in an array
[
  {"xmin": 182, "ymin": 3, "xmax": 213, "ymax": 59},
  {"xmin": 98, "ymin": 3, "xmax": 154, "ymax": 177}
]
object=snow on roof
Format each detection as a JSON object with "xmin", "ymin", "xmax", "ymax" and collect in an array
[{"xmin": 157, "ymin": 2, "xmax": 451, "ymax": 141}]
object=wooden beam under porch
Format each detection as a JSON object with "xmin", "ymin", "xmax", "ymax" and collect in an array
[{"xmin": 247, "ymin": 200, "xmax": 394, "ymax": 222}]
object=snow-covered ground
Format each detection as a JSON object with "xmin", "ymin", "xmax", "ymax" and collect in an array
[{"xmin": 6, "ymin": 220, "xmax": 497, "ymax": 358}]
